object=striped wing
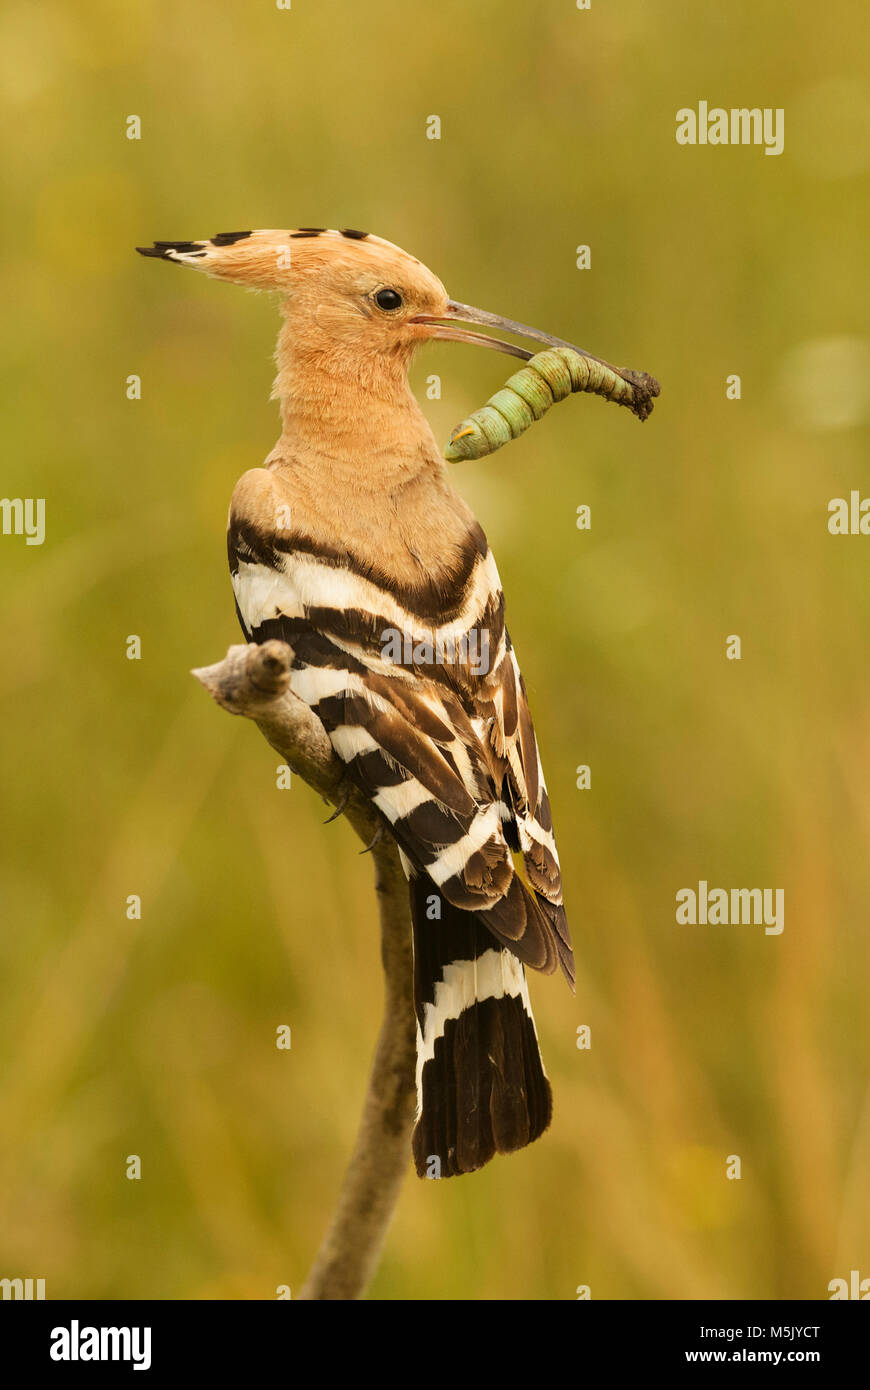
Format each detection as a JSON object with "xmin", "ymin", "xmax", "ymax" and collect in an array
[{"xmin": 228, "ymin": 467, "xmax": 573, "ymax": 984}]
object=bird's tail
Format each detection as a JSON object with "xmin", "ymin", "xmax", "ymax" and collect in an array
[{"xmin": 409, "ymin": 875, "xmax": 552, "ymax": 1179}]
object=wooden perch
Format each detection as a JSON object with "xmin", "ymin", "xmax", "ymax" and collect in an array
[{"xmin": 192, "ymin": 640, "xmax": 417, "ymax": 1300}]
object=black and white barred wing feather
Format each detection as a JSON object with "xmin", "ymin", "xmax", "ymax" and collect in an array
[{"xmin": 228, "ymin": 467, "xmax": 573, "ymax": 1176}]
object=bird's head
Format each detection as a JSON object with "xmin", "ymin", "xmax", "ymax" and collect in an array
[{"xmin": 135, "ymin": 226, "xmax": 583, "ymax": 373}]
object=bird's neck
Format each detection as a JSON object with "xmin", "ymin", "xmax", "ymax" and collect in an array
[
  {"xmin": 271, "ymin": 333, "xmax": 440, "ymax": 494},
  {"xmin": 264, "ymin": 331, "xmax": 483, "ymax": 595}
]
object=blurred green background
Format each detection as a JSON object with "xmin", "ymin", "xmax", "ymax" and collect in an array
[{"xmin": 1, "ymin": 0, "xmax": 869, "ymax": 1300}]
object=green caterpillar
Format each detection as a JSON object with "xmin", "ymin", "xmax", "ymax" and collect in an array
[{"xmin": 444, "ymin": 347, "xmax": 659, "ymax": 462}]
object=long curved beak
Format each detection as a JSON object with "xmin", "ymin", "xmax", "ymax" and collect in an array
[
  {"xmin": 411, "ymin": 300, "xmax": 638, "ymax": 383},
  {"xmin": 411, "ymin": 305, "xmax": 532, "ymax": 362}
]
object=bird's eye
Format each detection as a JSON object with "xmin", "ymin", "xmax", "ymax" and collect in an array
[{"xmin": 374, "ymin": 288, "xmax": 403, "ymax": 312}]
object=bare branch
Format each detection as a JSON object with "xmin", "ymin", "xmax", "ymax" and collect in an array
[{"xmin": 192, "ymin": 640, "xmax": 416, "ymax": 1299}]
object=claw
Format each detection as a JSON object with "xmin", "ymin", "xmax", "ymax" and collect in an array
[
  {"xmin": 359, "ymin": 823, "xmax": 385, "ymax": 855},
  {"xmin": 324, "ymin": 781, "xmax": 352, "ymax": 824}
]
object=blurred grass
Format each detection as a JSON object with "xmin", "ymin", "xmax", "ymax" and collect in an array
[{"xmin": 0, "ymin": 0, "xmax": 868, "ymax": 1299}]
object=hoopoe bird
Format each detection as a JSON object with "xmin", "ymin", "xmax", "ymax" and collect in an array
[{"xmin": 138, "ymin": 227, "xmax": 576, "ymax": 1178}]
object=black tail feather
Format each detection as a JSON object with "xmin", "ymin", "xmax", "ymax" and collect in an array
[{"xmin": 410, "ymin": 877, "xmax": 552, "ymax": 1178}]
